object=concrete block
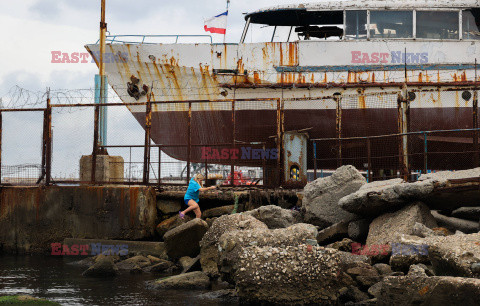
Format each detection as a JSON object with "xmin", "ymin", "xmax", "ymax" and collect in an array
[{"xmin": 80, "ymin": 155, "xmax": 124, "ymax": 183}]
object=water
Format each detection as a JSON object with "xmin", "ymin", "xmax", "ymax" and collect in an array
[{"xmin": 0, "ymin": 255, "xmax": 238, "ymax": 306}]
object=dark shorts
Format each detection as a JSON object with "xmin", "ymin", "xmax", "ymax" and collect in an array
[{"xmin": 184, "ymin": 199, "xmax": 198, "ymax": 206}]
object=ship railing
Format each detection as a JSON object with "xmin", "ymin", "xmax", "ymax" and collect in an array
[{"xmin": 95, "ymin": 35, "xmax": 213, "ymax": 44}]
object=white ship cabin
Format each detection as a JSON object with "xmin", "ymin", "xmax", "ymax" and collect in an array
[{"xmin": 240, "ymin": 0, "xmax": 480, "ymax": 43}]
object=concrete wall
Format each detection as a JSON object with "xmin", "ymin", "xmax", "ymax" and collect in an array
[{"xmin": 0, "ymin": 186, "xmax": 157, "ymax": 254}]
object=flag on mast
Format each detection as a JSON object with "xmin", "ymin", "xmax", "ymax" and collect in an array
[{"xmin": 204, "ymin": 11, "xmax": 228, "ymax": 35}]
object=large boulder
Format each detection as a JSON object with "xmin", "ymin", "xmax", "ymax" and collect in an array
[
  {"xmin": 218, "ymin": 223, "xmax": 318, "ymax": 283},
  {"xmin": 366, "ymin": 202, "xmax": 437, "ymax": 246},
  {"xmin": 164, "ymin": 218, "xmax": 209, "ymax": 259},
  {"xmin": 424, "ymin": 232, "xmax": 480, "ymax": 278},
  {"xmin": 243, "ymin": 205, "xmax": 300, "ymax": 229},
  {"xmin": 151, "ymin": 271, "xmax": 210, "ymax": 289},
  {"xmin": 302, "ymin": 166, "xmax": 365, "ymax": 228},
  {"xmin": 199, "ymin": 214, "xmax": 268, "ymax": 278},
  {"xmin": 340, "ymin": 168, "xmax": 480, "ymax": 216},
  {"xmin": 377, "ymin": 275, "xmax": 480, "ymax": 305},
  {"xmin": 233, "ymin": 245, "xmax": 371, "ymax": 305}
]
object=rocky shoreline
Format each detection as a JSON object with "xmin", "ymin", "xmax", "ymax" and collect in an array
[{"xmin": 75, "ymin": 166, "xmax": 480, "ymax": 305}]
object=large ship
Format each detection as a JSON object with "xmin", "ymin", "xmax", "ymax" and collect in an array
[{"xmin": 86, "ymin": 0, "xmax": 480, "ymax": 170}]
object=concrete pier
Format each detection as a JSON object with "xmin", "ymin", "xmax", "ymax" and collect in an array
[{"xmin": 0, "ymin": 186, "xmax": 157, "ymax": 254}]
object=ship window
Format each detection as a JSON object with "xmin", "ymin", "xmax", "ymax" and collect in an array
[
  {"xmin": 346, "ymin": 11, "xmax": 367, "ymax": 40},
  {"xmin": 370, "ymin": 11, "xmax": 413, "ymax": 39},
  {"xmin": 416, "ymin": 11, "xmax": 459, "ymax": 39},
  {"xmin": 463, "ymin": 9, "xmax": 480, "ymax": 40}
]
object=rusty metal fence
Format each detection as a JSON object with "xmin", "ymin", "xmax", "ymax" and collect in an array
[
  {"xmin": 1, "ymin": 86, "xmax": 480, "ymax": 187},
  {"xmin": 312, "ymin": 88, "xmax": 480, "ymax": 182},
  {"xmin": 0, "ymin": 97, "xmax": 284, "ymax": 187}
]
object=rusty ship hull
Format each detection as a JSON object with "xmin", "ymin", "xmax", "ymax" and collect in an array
[{"xmin": 85, "ymin": 39, "xmax": 480, "ymax": 170}]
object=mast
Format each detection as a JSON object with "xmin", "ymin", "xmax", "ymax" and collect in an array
[{"xmin": 224, "ymin": 0, "xmax": 230, "ymax": 43}]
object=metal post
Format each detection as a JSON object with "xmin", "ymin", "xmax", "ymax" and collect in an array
[
  {"xmin": 262, "ymin": 143, "xmax": 266, "ymax": 186},
  {"xmin": 38, "ymin": 102, "xmax": 48, "ymax": 184},
  {"xmin": 399, "ymin": 89, "xmax": 409, "ymax": 181},
  {"xmin": 158, "ymin": 147, "xmax": 162, "ymax": 187},
  {"xmin": 367, "ymin": 138, "xmax": 372, "ymax": 183},
  {"xmin": 474, "ymin": 59, "xmax": 479, "ymax": 167},
  {"xmin": 313, "ymin": 141, "xmax": 317, "ymax": 180},
  {"xmin": 276, "ymin": 98, "xmax": 284, "ymax": 186},
  {"xmin": 0, "ymin": 111, "xmax": 2, "ymax": 185},
  {"xmin": 92, "ymin": 104, "xmax": 100, "ymax": 184},
  {"xmin": 423, "ymin": 132, "xmax": 428, "ymax": 174},
  {"xmin": 187, "ymin": 101, "xmax": 192, "ymax": 183},
  {"xmin": 143, "ymin": 96, "xmax": 152, "ymax": 185},
  {"xmin": 335, "ymin": 94, "xmax": 342, "ymax": 167},
  {"xmin": 98, "ymin": 0, "xmax": 108, "ymax": 155},
  {"xmin": 230, "ymin": 100, "xmax": 235, "ymax": 186},
  {"xmin": 45, "ymin": 92, "xmax": 52, "ymax": 186}
]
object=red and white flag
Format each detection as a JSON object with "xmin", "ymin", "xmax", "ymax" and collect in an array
[{"xmin": 204, "ymin": 11, "xmax": 228, "ymax": 35}]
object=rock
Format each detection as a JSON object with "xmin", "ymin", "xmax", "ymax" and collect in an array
[
  {"xmin": 452, "ymin": 207, "xmax": 480, "ymax": 221},
  {"xmin": 327, "ymin": 238, "xmax": 355, "ymax": 252},
  {"xmin": 424, "ymin": 232, "xmax": 480, "ymax": 278},
  {"xmin": 340, "ymin": 168, "xmax": 480, "ymax": 216},
  {"xmin": 373, "ymin": 263, "xmax": 392, "ymax": 276},
  {"xmin": 302, "ymin": 166, "xmax": 365, "ymax": 228},
  {"xmin": 116, "ymin": 255, "xmax": 152, "ymax": 271},
  {"xmin": 412, "ymin": 222, "xmax": 437, "ymax": 238},
  {"xmin": 368, "ymin": 282, "xmax": 382, "ymax": 298},
  {"xmin": 244, "ymin": 205, "xmax": 300, "ymax": 229},
  {"xmin": 317, "ymin": 221, "xmax": 349, "ymax": 245},
  {"xmin": 377, "ymin": 275, "xmax": 480, "ymax": 305},
  {"xmin": 338, "ymin": 286, "xmax": 370, "ymax": 304},
  {"xmin": 147, "ymin": 260, "xmax": 176, "ymax": 274},
  {"xmin": 147, "ymin": 255, "xmax": 162, "ymax": 264},
  {"xmin": 151, "ymin": 271, "xmax": 210, "ymax": 289},
  {"xmin": 345, "ymin": 262, "xmax": 382, "ymax": 288},
  {"xmin": 348, "ymin": 219, "xmax": 370, "ymax": 241},
  {"xmin": 390, "ymin": 253, "xmax": 430, "ymax": 273},
  {"xmin": 164, "ymin": 218, "xmax": 209, "ymax": 260},
  {"xmin": 233, "ymin": 245, "xmax": 358, "ymax": 304},
  {"xmin": 199, "ymin": 214, "xmax": 268, "ymax": 278},
  {"xmin": 179, "ymin": 255, "xmax": 201, "ymax": 273},
  {"xmin": 82, "ymin": 256, "xmax": 118, "ymax": 277},
  {"xmin": 156, "ymin": 215, "xmax": 192, "ymax": 238},
  {"xmin": 472, "ymin": 263, "xmax": 480, "ymax": 274},
  {"xmin": 339, "ymin": 178, "xmax": 407, "ymax": 216},
  {"xmin": 157, "ymin": 199, "xmax": 181, "ymax": 215},
  {"xmin": 431, "ymin": 211, "xmax": 479, "ymax": 234},
  {"xmin": 218, "ymin": 223, "xmax": 318, "ymax": 283},
  {"xmin": 366, "ymin": 202, "xmax": 437, "ymax": 246},
  {"xmin": 203, "ymin": 205, "xmax": 235, "ymax": 218},
  {"xmin": 408, "ymin": 264, "xmax": 428, "ymax": 277}
]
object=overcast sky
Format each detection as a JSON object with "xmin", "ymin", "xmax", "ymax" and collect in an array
[{"xmin": 0, "ymin": 0, "xmax": 310, "ymax": 179}]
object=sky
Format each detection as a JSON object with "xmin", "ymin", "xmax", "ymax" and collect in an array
[{"xmin": 0, "ymin": 0, "xmax": 307, "ymax": 179}]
